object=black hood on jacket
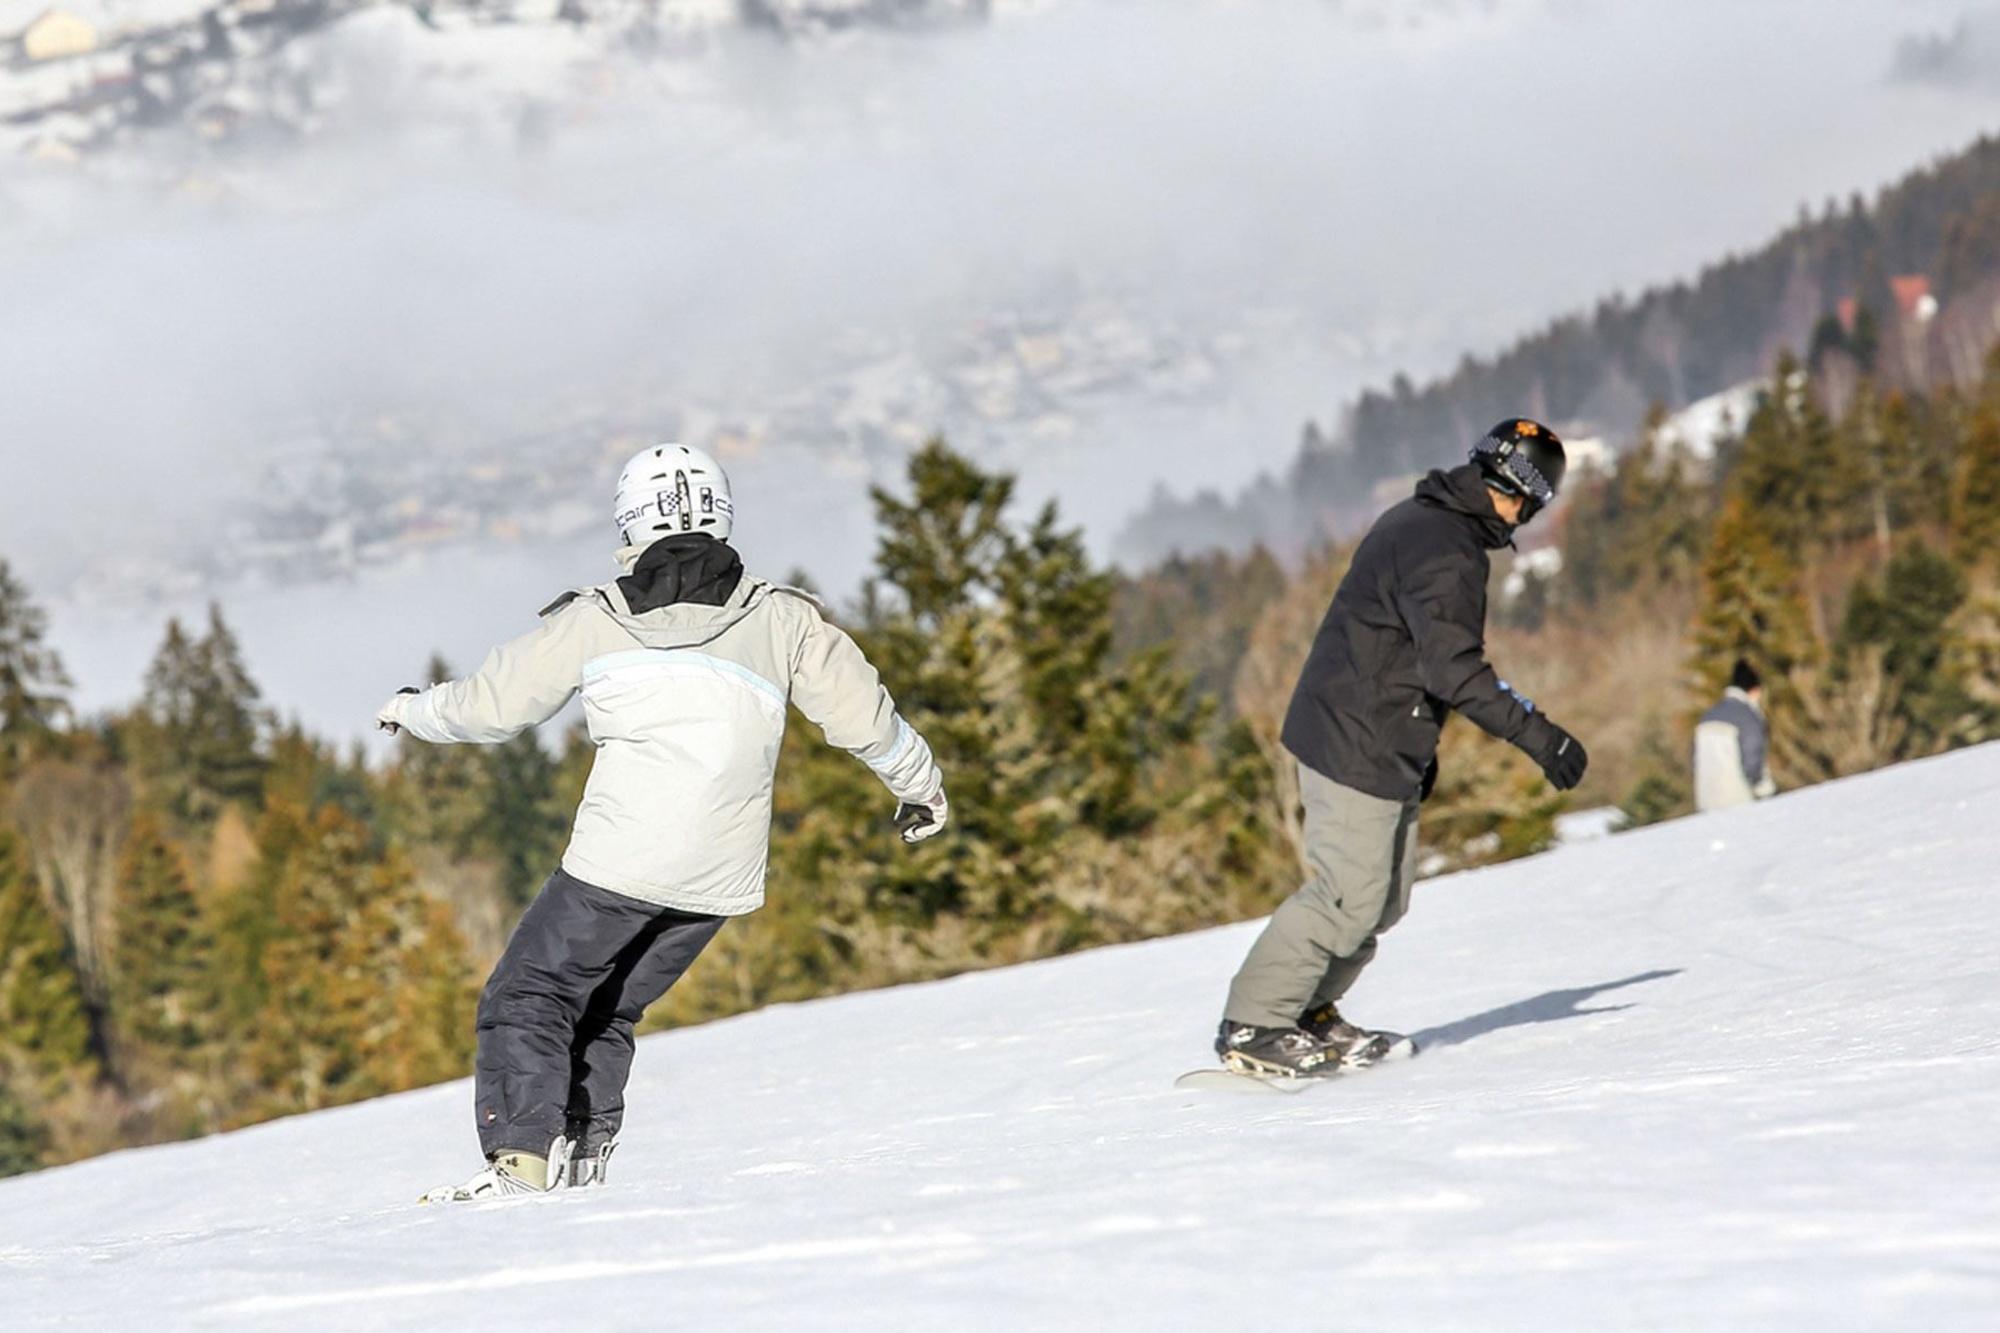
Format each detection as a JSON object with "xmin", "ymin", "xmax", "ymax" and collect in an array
[
  {"xmin": 1413, "ymin": 464, "xmax": 1515, "ymax": 551},
  {"xmin": 619, "ymin": 534, "xmax": 745, "ymax": 613}
]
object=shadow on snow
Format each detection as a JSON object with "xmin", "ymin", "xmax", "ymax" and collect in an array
[{"xmin": 1409, "ymin": 968, "xmax": 1683, "ymax": 1052}]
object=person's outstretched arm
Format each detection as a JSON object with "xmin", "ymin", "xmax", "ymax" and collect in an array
[
  {"xmin": 785, "ymin": 598, "xmax": 948, "ymax": 842},
  {"xmin": 377, "ymin": 603, "xmax": 590, "ymax": 745}
]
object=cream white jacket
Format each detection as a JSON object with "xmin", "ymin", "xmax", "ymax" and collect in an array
[
  {"xmin": 379, "ymin": 552, "xmax": 943, "ymax": 916},
  {"xmin": 1692, "ymin": 686, "xmax": 1777, "ymax": 814}
]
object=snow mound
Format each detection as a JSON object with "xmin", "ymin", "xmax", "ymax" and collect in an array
[
  {"xmin": 1660, "ymin": 379, "xmax": 1765, "ymax": 460},
  {"xmin": 6, "ymin": 746, "xmax": 2000, "ymax": 1329}
]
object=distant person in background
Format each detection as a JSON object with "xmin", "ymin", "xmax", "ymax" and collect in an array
[
  {"xmin": 1211, "ymin": 419, "xmax": 1589, "ymax": 1081},
  {"xmin": 1693, "ymin": 659, "xmax": 1777, "ymax": 813}
]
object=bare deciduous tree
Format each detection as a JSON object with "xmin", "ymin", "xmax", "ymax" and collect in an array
[{"xmin": 9, "ymin": 760, "xmax": 132, "ymax": 1007}]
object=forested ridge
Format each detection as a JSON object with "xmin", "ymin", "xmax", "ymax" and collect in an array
[{"xmin": 1121, "ymin": 132, "xmax": 2000, "ymax": 563}]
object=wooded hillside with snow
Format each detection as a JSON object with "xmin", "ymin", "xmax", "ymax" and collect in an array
[{"xmin": 4, "ymin": 742, "xmax": 1996, "ymax": 1329}]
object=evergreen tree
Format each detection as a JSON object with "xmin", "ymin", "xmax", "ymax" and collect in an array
[
  {"xmin": 1941, "ymin": 357, "xmax": 2000, "ymax": 742},
  {"xmin": 207, "ymin": 800, "xmax": 310, "ymax": 1031},
  {"xmin": 1561, "ymin": 407, "xmax": 1713, "ymax": 608},
  {"xmin": 1950, "ymin": 401, "xmax": 2000, "ymax": 563},
  {"xmin": 384, "ymin": 655, "xmax": 492, "ymax": 857},
  {"xmin": 0, "ymin": 1071, "xmax": 46, "ymax": 1178},
  {"xmin": 363, "ymin": 887, "xmax": 476, "ymax": 1096},
  {"xmin": 265, "ymin": 723, "xmax": 378, "ymax": 828},
  {"xmin": 1838, "ymin": 544, "xmax": 1970, "ymax": 751},
  {"xmin": 0, "ymin": 823, "xmax": 78, "ymax": 1174},
  {"xmin": 134, "ymin": 607, "xmax": 268, "ymax": 823},
  {"xmin": 736, "ymin": 441, "xmax": 1291, "ymax": 1008},
  {"xmin": 135, "ymin": 616, "xmax": 201, "ymax": 768},
  {"xmin": 245, "ymin": 804, "xmax": 473, "ymax": 1118},
  {"xmin": 1870, "ymin": 387, "xmax": 1951, "ymax": 538},
  {"xmin": 1690, "ymin": 498, "xmax": 1820, "ymax": 778},
  {"xmin": 1001, "ymin": 503, "xmax": 1115, "ymax": 742},
  {"xmin": 109, "ymin": 814, "xmax": 210, "ymax": 1060},
  {"xmin": 0, "ymin": 828, "xmax": 96, "ymax": 1087},
  {"xmin": 244, "ymin": 802, "xmax": 374, "ymax": 1115},
  {"xmin": 482, "ymin": 731, "xmax": 566, "ymax": 906},
  {"xmin": 1940, "ymin": 575, "xmax": 2000, "ymax": 743},
  {"xmin": 1725, "ymin": 354, "xmax": 1854, "ymax": 556},
  {"xmin": 869, "ymin": 441, "xmax": 1013, "ymax": 624},
  {"xmin": 1616, "ymin": 726, "xmax": 1693, "ymax": 830},
  {"xmin": 0, "ymin": 559, "xmax": 71, "ymax": 776},
  {"xmin": 190, "ymin": 606, "xmax": 268, "ymax": 813}
]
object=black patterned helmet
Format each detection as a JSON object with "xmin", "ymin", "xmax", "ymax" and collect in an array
[{"xmin": 1470, "ymin": 418, "xmax": 1566, "ymax": 522}]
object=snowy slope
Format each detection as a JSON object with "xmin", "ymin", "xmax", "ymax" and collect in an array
[
  {"xmin": 6, "ymin": 747, "xmax": 2000, "ymax": 1330},
  {"xmin": 1659, "ymin": 380, "xmax": 1768, "ymax": 461}
]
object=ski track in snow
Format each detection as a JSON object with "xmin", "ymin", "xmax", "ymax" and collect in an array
[{"xmin": 7, "ymin": 747, "xmax": 2000, "ymax": 1329}]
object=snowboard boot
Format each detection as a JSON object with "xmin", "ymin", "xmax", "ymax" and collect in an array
[
  {"xmin": 421, "ymin": 1136, "xmax": 572, "ymax": 1204},
  {"xmin": 569, "ymin": 1139, "xmax": 618, "ymax": 1189},
  {"xmin": 1298, "ymin": 1002, "xmax": 1414, "ymax": 1067},
  {"xmin": 1214, "ymin": 1020, "xmax": 1340, "ymax": 1080}
]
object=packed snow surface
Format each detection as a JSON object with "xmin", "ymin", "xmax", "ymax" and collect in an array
[{"xmin": 6, "ymin": 747, "xmax": 2000, "ymax": 1329}]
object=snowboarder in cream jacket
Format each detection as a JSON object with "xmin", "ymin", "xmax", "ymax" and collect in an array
[
  {"xmin": 1693, "ymin": 659, "xmax": 1777, "ymax": 813},
  {"xmin": 379, "ymin": 445, "xmax": 949, "ymax": 1202}
]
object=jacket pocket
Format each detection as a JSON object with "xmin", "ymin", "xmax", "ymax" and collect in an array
[{"xmin": 1392, "ymin": 696, "xmax": 1442, "ymax": 782}]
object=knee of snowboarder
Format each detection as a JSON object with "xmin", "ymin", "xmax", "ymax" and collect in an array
[{"xmin": 475, "ymin": 962, "xmax": 577, "ymax": 1037}]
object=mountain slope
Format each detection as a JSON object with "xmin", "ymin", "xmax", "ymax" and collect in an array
[
  {"xmin": 5, "ymin": 746, "xmax": 2000, "ymax": 1329},
  {"xmin": 1119, "ymin": 130, "xmax": 2000, "ymax": 565}
]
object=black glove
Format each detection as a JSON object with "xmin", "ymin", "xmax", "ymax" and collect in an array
[
  {"xmin": 1419, "ymin": 757, "xmax": 1439, "ymax": 802},
  {"xmin": 1530, "ymin": 721, "xmax": 1588, "ymax": 791},
  {"xmin": 894, "ymin": 790, "xmax": 949, "ymax": 846}
]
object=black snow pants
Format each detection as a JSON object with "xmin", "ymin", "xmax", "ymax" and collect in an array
[{"xmin": 474, "ymin": 868, "xmax": 724, "ymax": 1159}]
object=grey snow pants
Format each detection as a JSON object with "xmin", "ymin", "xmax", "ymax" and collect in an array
[
  {"xmin": 1223, "ymin": 763, "xmax": 1420, "ymax": 1029},
  {"xmin": 475, "ymin": 868, "xmax": 724, "ymax": 1159}
]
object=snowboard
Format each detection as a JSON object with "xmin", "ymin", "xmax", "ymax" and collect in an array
[
  {"xmin": 1175, "ymin": 1034, "xmax": 1417, "ymax": 1094},
  {"xmin": 1173, "ymin": 1067, "xmax": 1324, "ymax": 1094},
  {"xmin": 419, "ymin": 1179, "xmax": 562, "ymax": 1205}
]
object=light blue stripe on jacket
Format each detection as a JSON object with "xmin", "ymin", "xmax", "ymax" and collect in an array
[{"xmin": 583, "ymin": 648, "xmax": 788, "ymax": 709}]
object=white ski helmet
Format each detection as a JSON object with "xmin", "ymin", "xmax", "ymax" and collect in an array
[{"xmin": 613, "ymin": 443, "xmax": 734, "ymax": 546}]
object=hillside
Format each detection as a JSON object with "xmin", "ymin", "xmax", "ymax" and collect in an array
[
  {"xmin": 1120, "ymin": 130, "xmax": 2000, "ymax": 564},
  {"xmin": 4, "ymin": 743, "xmax": 1998, "ymax": 1328}
]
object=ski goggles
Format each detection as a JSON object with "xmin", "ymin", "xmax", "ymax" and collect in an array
[{"xmin": 1472, "ymin": 433, "xmax": 1561, "ymax": 516}]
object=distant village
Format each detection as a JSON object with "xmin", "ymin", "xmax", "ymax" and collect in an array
[
  {"xmin": 77, "ymin": 286, "xmax": 1292, "ymax": 602},
  {"xmin": 6, "ymin": 0, "xmax": 1273, "ymax": 605}
]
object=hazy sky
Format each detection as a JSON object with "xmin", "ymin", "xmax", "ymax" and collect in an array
[{"xmin": 9, "ymin": 0, "xmax": 2000, "ymax": 736}]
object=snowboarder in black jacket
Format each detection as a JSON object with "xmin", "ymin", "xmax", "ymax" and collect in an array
[{"xmin": 1216, "ymin": 418, "xmax": 1588, "ymax": 1079}]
